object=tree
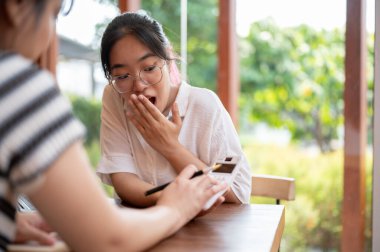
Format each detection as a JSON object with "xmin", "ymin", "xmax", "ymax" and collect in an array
[{"xmin": 240, "ymin": 19, "xmax": 345, "ymax": 152}]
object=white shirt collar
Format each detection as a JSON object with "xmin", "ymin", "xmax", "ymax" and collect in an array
[{"xmin": 167, "ymin": 81, "xmax": 189, "ymax": 119}]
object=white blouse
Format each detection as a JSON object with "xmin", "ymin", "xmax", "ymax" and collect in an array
[{"xmin": 97, "ymin": 82, "xmax": 252, "ymax": 203}]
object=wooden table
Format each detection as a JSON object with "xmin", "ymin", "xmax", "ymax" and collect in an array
[
  {"xmin": 8, "ymin": 204, "xmax": 284, "ymax": 252},
  {"xmin": 149, "ymin": 204, "xmax": 285, "ymax": 252}
]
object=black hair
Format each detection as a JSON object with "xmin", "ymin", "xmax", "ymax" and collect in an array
[
  {"xmin": 0, "ymin": 0, "xmax": 73, "ymax": 24},
  {"xmin": 100, "ymin": 10, "xmax": 173, "ymax": 80}
]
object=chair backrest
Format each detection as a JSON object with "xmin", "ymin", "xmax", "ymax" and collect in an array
[{"xmin": 251, "ymin": 174, "xmax": 295, "ymax": 203}]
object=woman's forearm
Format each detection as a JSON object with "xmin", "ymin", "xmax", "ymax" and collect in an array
[
  {"xmin": 161, "ymin": 144, "xmax": 242, "ymax": 203},
  {"xmin": 28, "ymin": 143, "xmax": 226, "ymax": 251},
  {"xmin": 110, "ymin": 172, "xmax": 161, "ymax": 207},
  {"xmin": 27, "ymin": 143, "xmax": 182, "ymax": 251},
  {"xmin": 161, "ymin": 142, "xmax": 207, "ymax": 174},
  {"xmin": 115, "ymin": 205, "xmax": 185, "ymax": 251}
]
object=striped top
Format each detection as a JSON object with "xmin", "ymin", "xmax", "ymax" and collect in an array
[{"xmin": 0, "ymin": 51, "xmax": 85, "ymax": 251}]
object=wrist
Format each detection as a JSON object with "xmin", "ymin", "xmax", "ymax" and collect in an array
[
  {"xmin": 160, "ymin": 141, "xmax": 183, "ymax": 160},
  {"xmin": 154, "ymin": 205, "xmax": 186, "ymax": 233}
]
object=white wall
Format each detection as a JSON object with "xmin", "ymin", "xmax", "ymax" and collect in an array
[{"xmin": 57, "ymin": 60, "xmax": 106, "ymax": 99}]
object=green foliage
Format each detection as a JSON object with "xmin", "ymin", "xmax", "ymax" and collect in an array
[
  {"xmin": 68, "ymin": 94, "xmax": 102, "ymax": 147},
  {"xmin": 244, "ymin": 140, "xmax": 373, "ymax": 251},
  {"xmin": 240, "ymin": 20, "xmax": 346, "ymax": 153},
  {"xmin": 67, "ymin": 94, "xmax": 115, "ymax": 196},
  {"xmin": 367, "ymin": 33, "xmax": 375, "ymax": 145},
  {"xmin": 85, "ymin": 139, "xmax": 101, "ymax": 166},
  {"xmin": 141, "ymin": 0, "xmax": 218, "ymax": 90},
  {"xmin": 240, "ymin": 19, "xmax": 374, "ymax": 153},
  {"xmin": 85, "ymin": 140, "xmax": 115, "ymax": 197}
]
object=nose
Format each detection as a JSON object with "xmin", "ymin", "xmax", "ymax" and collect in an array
[{"xmin": 131, "ymin": 77, "xmax": 147, "ymax": 93}]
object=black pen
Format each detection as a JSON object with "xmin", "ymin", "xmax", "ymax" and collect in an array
[{"xmin": 144, "ymin": 164, "xmax": 221, "ymax": 196}]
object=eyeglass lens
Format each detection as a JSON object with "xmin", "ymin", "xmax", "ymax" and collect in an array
[{"xmin": 112, "ymin": 63, "xmax": 164, "ymax": 93}]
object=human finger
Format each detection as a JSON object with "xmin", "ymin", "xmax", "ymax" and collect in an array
[
  {"xmin": 126, "ymin": 111, "xmax": 147, "ymax": 134},
  {"xmin": 131, "ymin": 94, "xmax": 160, "ymax": 125},
  {"xmin": 137, "ymin": 95, "xmax": 163, "ymax": 121},
  {"xmin": 177, "ymin": 164, "xmax": 198, "ymax": 179},
  {"xmin": 195, "ymin": 196, "xmax": 225, "ymax": 218},
  {"xmin": 171, "ymin": 102, "xmax": 182, "ymax": 127},
  {"xmin": 194, "ymin": 173, "xmax": 219, "ymax": 189},
  {"xmin": 129, "ymin": 95, "xmax": 151, "ymax": 126},
  {"xmin": 27, "ymin": 226, "xmax": 56, "ymax": 245},
  {"xmin": 207, "ymin": 181, "xmax": 229, "ymax": 196}
]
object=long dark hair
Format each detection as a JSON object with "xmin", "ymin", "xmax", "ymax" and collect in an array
[
  {"xmin": 0, "ymin": 0, "xmax": 73, "ymax": 24},
  {"xmin": 100, "ymin": 10, "xmax": 176, "ymax": 81}
]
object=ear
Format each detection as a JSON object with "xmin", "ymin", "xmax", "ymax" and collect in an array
[{"xmin": 4, "ymin": 0, "xmax": 34, "ymax": 27}]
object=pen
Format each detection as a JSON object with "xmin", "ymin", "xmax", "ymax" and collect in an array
[{"xmin": 144, "ymin": 164, "xmax": 222, "ymax": 196}]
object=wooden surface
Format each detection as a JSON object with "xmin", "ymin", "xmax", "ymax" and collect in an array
[
  {"xmin": 217, "ymin": 0, "xmax": 239, "ymax": 127},
  {"xmin": 118, "ymin": 0, "xmax": 141, "ymax": 12},
  {"xmin": 149, "ymin": 204, "xmax": 285, "ymax": 252},
  {"xmin": 342, "ymin": 0, "xmax": 367, "ymax": 251},
  {"xmin": 251, "ymin": 174, "xmax": 295, "ymax": 201},
  {"xmin": 8, "ymin": 204, "xmax": 284, "ymax": 252}
]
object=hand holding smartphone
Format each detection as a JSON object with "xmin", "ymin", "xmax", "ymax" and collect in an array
[{"xmin": 202, "ymin": 156, "xmax": 240, "ymax": 210}]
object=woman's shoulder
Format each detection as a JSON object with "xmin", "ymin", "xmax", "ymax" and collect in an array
[
  {"xmin": 1, "ymin": 51, "xmax": 39, "ymax": 74},
  {"xmin": 186, "ymin": 84, "xmax": 221, "ymax": 106},
  {"xmin": 185, "ymin": 84, "xmax": 223, "ymax": 114},
  {"xmin": 102, "ymin": 84, "xmax": 123, "ymax": 101},
  {"xmin": 182, "ymin": 84, "xmax": 227, "ymax": 127},
  {"xmin": 102, "ymin": 84, "xmax": 122, "ymax": 107},
  {"xmin": 0, "ymin": 51, "xmax": 57, "ymax": 94},
  {"xmin": 101, "ymin": 84, "xmax": 125, "ymax": 118}
]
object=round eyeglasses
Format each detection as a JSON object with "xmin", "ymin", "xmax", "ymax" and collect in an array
[
  {"xmin": 109, "ymin": 61, "xmax": 166, "ymax": 94},
  {"xmin": 60, "ymin": 0, "xmax": 74, "ymax": 16}
]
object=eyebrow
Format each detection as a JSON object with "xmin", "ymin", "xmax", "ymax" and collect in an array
[{"xmin": 110, "ymin": 53, "xmax": 157, "ymax": 71}]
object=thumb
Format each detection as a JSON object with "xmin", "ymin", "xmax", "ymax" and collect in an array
[
  {"xmin": 27, "ymin": 226, "xmax": 56, "ymax": 245},
  {"xmin": 171, "ymin": 102, "xmax": 182, "ymax": 126},
  {"xmin": 178, "ymin": 164, "xmax": 198, "ymax": 179}
]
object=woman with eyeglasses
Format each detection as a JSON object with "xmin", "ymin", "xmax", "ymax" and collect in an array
[
  {"xmin": 0, "ymin": 1, "xmax": 228, "ymax": 251},
  {"xmin": 97, "ymin": 11, "xmax": 252, "ymax": 208}
]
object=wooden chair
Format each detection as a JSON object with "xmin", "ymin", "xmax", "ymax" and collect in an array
[{"xmin": 251, "ymin": 174, "xmax": 296, "ymax": 204}]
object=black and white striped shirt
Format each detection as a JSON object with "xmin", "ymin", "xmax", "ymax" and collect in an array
[{"xmin": 0, "ymin": 51, "xmax": 85, "ymax": 251}]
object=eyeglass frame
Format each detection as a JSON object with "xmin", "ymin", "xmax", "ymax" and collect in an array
[
  {"xmin": 60, "ymin": 0, "xmax": 74, "ymax": 16},
  {"xmin": 108, "ymin": 60, "xmax": 167, "ymax": 94}
]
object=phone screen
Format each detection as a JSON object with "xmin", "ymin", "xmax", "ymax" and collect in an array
[{"xmin": 214, "ymin": 163, "xmax": 236, "ymax": 173}]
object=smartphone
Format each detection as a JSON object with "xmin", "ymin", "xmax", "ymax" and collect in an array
[{"xmin": 203, "ymin": 156, "xmax": 240, "ymax": 210}]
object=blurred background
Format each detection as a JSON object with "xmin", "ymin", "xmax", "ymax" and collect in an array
[{"xmin": 56, "ymin": 0, "xmax": 375, "ymax": 251}]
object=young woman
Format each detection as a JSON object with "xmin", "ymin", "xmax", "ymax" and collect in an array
[
  {"xmin": 96, "ymin": 11, "xmax": 252, "ymax": 207},
  {"xmin": 0, "ymin": 1, "xmax": 227, "ymax": 251}
]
